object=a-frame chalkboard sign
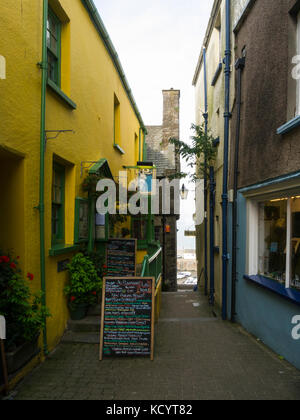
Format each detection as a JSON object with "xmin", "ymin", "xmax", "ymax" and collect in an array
[{"xmin": 100, "ymin": 277, "xmax": 155, "ymax": 361}]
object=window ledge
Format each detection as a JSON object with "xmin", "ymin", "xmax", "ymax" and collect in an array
[
  {"xmin": 244, "ymin": 275, "xmax": 300, "ymax": 306},
  {"xmin": 114, "ymin": 144, "xmax": 125, "ymax": 155},
  {"xmin": 47, "ymin": 79, "xmax": 77, "ymax": 110},
  {"xmin": 277, "ymin": 115, "xmax": 300, "ymax": 135},
  {"xmin": 49, "ymin": 244, "xmax": 79, "ymax": 257}
]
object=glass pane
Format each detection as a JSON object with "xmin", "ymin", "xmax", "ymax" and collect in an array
[
  {"xmin": 48, "ymin": 14, "xmax": 57, "ymax": 36},
  {"xmin": 291, "ymin": 196, "xmax": 300, "ymax": 290},
  {"xmin": 258, "ymin": 199, "xmax": 287, "ymax": 284},
  {"xmin": 47, "ymin": 51, "xmax": 58, "ymax": 84}
]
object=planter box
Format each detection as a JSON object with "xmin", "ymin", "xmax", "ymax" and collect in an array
[{"xmin": 5, "ymin": 339, "xmax": 40, "ymax": 375}]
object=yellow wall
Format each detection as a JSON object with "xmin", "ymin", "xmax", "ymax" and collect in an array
[{"xmin": 0, "ymin": 0, "xmax": 143, "ymax": 351}]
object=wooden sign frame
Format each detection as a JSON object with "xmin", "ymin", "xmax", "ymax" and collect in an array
[
  {"xmin": 0, "ymin": 339, "xmax": 9, "ymax": 396},
  {"xmin": 100, "ymin": 277, "xmax": 155, "ymax": 361},
  {"xmin": 106, "ymin": 238, "xmax": 137, "ymax": 277}
]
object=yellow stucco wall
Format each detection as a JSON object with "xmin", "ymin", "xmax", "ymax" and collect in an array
[
  {"xmin": 194, "ymin": 0, "xmax": 236, "ymax": 309},
  {"xmin": 0, "ymin": 0, "xmax": 144, "ymax": 351}
]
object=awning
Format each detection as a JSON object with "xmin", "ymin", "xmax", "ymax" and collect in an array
[{"xmin": 88, "ymin": 158, "xmax": 114, "ymax": 179}]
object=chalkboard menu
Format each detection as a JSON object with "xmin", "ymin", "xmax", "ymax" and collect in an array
[
  {"xmin": 100, "ymin": 277, "xmax": 155, "ymax": 361},
  {"xmin": 106, "ymin": 239, "xmax": 137, "ymax": 277}
]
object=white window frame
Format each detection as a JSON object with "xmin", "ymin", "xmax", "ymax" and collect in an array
[{"xmin": 247, "ymin": 194, "xmax": 297, "ymax": 290}]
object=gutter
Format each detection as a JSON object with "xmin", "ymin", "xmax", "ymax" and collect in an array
[
  {"xmin": 82, "ymin": 0, "xmax": 147, "ymax": 134},
  {"xmin": 38, "ymin": 0, "xmax": 49, "ymax": 355}
]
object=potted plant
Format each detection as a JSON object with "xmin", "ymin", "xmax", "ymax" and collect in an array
[
  {"xmin": 0, "ymin": 251, "xmax": 51, "ymax": 374},
  {"xmin": 64, "ymin": 253, "xmax": 102, "ymax": 321}
]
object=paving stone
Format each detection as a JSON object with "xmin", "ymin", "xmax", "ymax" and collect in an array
[{"xmin": 11, "ymin": 290, "xmax": 300, "ymax": 401}]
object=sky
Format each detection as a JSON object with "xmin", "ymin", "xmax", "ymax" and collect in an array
[{"xmin": 94, "ymin": 0, "xmax": 215, "ymax": 250}]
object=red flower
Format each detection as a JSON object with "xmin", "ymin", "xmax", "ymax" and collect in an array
[
  {"xmin": 0, "ymin": 256, "xmax": 10, "ymax": 264},
  {"xmin": 92, "ymin": 291, "xmax": 97, "ymax": 296},
  {"xmin": 27, "ymin": 273, "xmax": 34, "ymax": 281},
  {"xmin": 103, "ymin": 265, "xmax": 107, "ymax": 269},
  {"xmin": 70, "ymin": 296, "xmax": 76, "ymax": 302},
  {"xmin": 10, "ymin": 263, "xmax": 17, "ymax": 270}
]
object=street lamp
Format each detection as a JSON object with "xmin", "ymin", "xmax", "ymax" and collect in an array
[{"xmin": 180, "ymin": 184, "xmax": 189, "ymax": 200}]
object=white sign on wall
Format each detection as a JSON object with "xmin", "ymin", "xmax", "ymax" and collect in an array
[
  {"xmin": 0, "ymin": 55, "xmax": 6, "ymax": 79},
  {"xmin": 0, "ymin": 316, "xmax": 6, "ymax": 340}
]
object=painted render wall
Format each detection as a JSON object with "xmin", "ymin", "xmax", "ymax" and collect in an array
[
  {"xmin": 0, "ymin": 0, "xmax": 143, "ymax": 351},
  {"xmin": 231, "ymin": 0, "xmax": 300, "ymax": 369},
  {"xmin": 194, "ymin": 0, "xmax": 236, "ymax": 310}
]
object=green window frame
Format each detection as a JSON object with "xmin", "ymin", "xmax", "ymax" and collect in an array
[
  {"xmin": 74, "ymin": 198, "xmax": 89, "ymax": 244},
  {"xmin": 47, "ymin": 7, "xmax": 61, "ymax": 87},
  {"xmin": 52, "ymin": 163, "xmax": 65, "ymax": 245}
]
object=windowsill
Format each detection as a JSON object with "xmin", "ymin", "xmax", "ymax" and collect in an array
[
  {"xmin": 244, "ymin": 275, "xmax": 300, "ymax": 306},
  {"xmin": 211, "ymin": 62, "xmax": 222, "ymax": 87},
  {"xmin": 277, "ymin": 115, "xmax": 300, "ymax": 135},
  {"xmin": 47, "ymin": 79, "xmax": 77, "ymax": 110},
  {"xmin": 113, "ymin": 144, "xmax": 125, "ymax": 155},
  {"xmin": 49, "ymin": 244, "xmax": 79, "ymax": 257}
]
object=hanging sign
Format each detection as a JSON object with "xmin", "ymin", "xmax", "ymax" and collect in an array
[{"xmin": 100, "ymin": 277, "xmax": 155, "ymax": 361}]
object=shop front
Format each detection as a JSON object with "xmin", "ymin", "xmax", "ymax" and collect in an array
[{"xmin": 235, "ymin": 173, "xmax": 300, "ymax": 370}]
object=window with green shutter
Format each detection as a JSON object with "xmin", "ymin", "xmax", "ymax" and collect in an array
[
  {"xmin": 47, "ymin": 7, "xmax": 61, "ymax": 87},
  {"xmin": 52, "ymin": 163, "xmax": 65, "ymax": 245}
]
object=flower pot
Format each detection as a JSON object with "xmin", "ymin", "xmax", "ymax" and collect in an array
[
  {"xmin": 5, "ymin": 337, "xmax": 40, "ymax": 375},
  {"xmin": 69, "ymin": 303, "xmax": 88, "ymax": 321}
]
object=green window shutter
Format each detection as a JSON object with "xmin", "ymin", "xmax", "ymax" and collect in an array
[{"xmin": 52, "ymin": 163, "xmax": 65, "ymax": 245}]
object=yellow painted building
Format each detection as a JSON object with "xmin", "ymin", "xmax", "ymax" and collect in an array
[{"xmin": 0, "ymin": 0, "xmax": 149, "ymax": 353}]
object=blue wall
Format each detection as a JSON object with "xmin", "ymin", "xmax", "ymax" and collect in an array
[{"xmin": 235, "ymin": 193, "xmax": 300, "ymax": 370}]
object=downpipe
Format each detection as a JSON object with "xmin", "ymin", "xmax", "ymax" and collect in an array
[
  {"xmin": 221, "ymin": 0, "xmax": 231, "ymax": 321},
  {"xmin": 39, "ymin": 0, "xmax": 49, "ymax": 355},
  {"xmin": 209, "ymin": 166, "xmax": 216, "ymax": 305},
  {"xmin": 231, "ymin": 56, "xmax": 245, "ymax": 322},
  {"xmin": 203, "ymin": 47, "xmax": 209, "ymax": 296}
]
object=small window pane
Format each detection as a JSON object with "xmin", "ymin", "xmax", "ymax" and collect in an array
[{"xmin": 258, "ymin": 199, "xmax": 287, "ymax": 284}]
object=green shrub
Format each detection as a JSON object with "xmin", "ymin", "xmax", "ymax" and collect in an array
[
  {"xmin": 0, "ymin": 251, "xmax": 51, "ymax": 351},
  {"xmin": 64, "ymin": 253, "xmax": 102, "ymax": 309}
]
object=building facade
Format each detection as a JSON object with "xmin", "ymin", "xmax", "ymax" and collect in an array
[
  {"xmin": 0, "ymin": 0, "xmax": 149, "ymax": 356},
  {"xmin": 231, "ymin": 0, "xmax": 300, "ymax": 370},
  {"xmin": 146, "ymin": 89, "xmax": 181, "ymax": 291}
]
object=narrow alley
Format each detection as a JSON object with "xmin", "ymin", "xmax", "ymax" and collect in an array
[{"xmin": 12, "ymin": 287, "xmax": 300, "ymax": 401}]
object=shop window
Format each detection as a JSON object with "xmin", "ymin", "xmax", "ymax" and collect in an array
[
  {"xmin": 258, "ymin": 200, "xmax": 287, "ymax": 283},
  {"xmin": 251, "ymin": 195, "xmax": 300, "ymax": 291},
  {"xmin": 52, "ymin": 163, "xmax": 65, "ymax": 245},
  {"xmin": 47, "ymin": 7, "xmax": 61, "ymax": 87}
]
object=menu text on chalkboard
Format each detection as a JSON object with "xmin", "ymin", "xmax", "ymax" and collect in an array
[
  {"xmin": 100, "ymin": 277, "xmax": 155, "ymax": 361},
  {"xmin": 106, "ymin": 239, "xmax": 137, "ymax": 277}
]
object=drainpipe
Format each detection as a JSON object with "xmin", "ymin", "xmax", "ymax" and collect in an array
[
  {"xmin": 203, "ymin": 47, "xmax": 209, "ymax": 296},
  {"xmin": 221, "ymin": 0, "xmax": 231, "ymax": 321},
  {"xmin": 231, "ymin": 56, "xmax": 245, "ymax": 322},
  {"xmin": 142, "ymin": 128, "xmax": 148, "ymax": 162},
  {"xmin": 209, "ymin": 166, "xmax": 215, "ymax": 305},
  {"xmin": 139, "ymin": 127, "xmax": 142, "ymax": 162},
  {"xmin": 38, "ymin": 0, "xmax": 48, "ymax": 355}
]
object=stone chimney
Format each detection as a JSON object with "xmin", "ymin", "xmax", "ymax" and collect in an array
[{"xmin": 162, "ymin": 89, "xmax": 180, "ymax": 148}]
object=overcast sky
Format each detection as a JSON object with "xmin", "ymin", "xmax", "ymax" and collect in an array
[{"xmin": 94, "ymin": 0, "xmax": 214, "ymax": 250}]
